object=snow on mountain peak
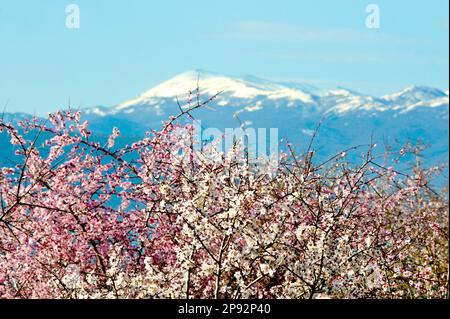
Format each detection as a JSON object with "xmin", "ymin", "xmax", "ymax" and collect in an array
[
  {"xmin": 116, "ymin": 70, "xmax": 315, "ymax": 110},
  {"xmin": 324, "ymin": 85, "xmax": 449, "ymax": 115},
  {"xmin": 382, "ymin": 85, "xmax": 447, "ymax": 105},
  {"xmin": 323, "ymin": 87, "xmax": 362, "ymax": 98}
]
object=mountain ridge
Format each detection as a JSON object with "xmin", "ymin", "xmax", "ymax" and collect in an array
[
  {"xmin": 83, "ymin": 70, "xmax": 448, "ymax": 118},
  {"xmin": 1, "ymin": 71, "xmax": 448, "ymax": 180}
]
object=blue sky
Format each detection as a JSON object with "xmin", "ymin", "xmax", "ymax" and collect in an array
[{"xmin": 0, "ymin": 0, "xmax": 448, "ymax": 115}]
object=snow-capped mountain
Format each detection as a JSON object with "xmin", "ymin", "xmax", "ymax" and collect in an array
[
  {"xmin": 116, "ymin": 70, "xmax": 317, "ymax": 108},
  {"xmin": 381, "ymin": 85, "xmax": 448, "ymax": 106},
  {"xmin": 85, "ymin": 70, "xmax": 448, "ymax": 119},
  {"xmin": 85, "ymin": 70, "xmax": 322, "ymax": 122},
  {"xmin": 2, "ymin": 70, "xmax": 449, "ymax": 179},
  {"xmin": 82, "ymin": 70, "xmax": 450, "ymax": 174}
]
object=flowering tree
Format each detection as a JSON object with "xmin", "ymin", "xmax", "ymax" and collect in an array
[{"xmin": 0, "ymin": 95, "xmax": 448, "ymax": 299}]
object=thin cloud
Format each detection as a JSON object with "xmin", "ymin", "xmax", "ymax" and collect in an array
[
  {"xmin": 253, "ymin": 50, "xmax": 439, "ymax": 65},
  {"xmin": 255, "ymin": 51, "xmax": 387, "ymax": 64},
  {"xmin": 221, "ymin": 21, "xmax": 412, "ymax": 45}
]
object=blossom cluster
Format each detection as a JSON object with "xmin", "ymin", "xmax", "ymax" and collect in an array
[{"xmin": 0, "ymin": 107, "xmax": 448, "ymax": 299}]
